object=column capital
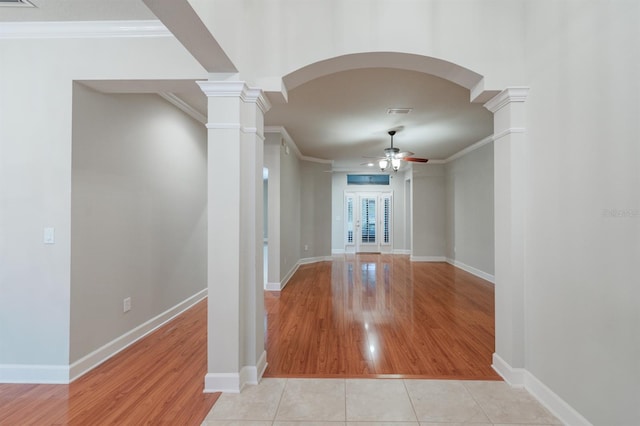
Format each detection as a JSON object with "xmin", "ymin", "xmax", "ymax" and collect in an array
[
  {"xmin": 484, "ymin": 87, "xmax": 529, "ymax": 113},
  {"xmin": 197, "ymin": 81, "xmax": 272, "ymax": 113}
]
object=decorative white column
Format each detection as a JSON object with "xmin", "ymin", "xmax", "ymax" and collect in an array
[
  {"xmin": 197, "ymin": 81, "xmax": 271, "ymax": 393},
  {"xmin": 484, "ymin": 87, "xmax": 529, "ymax": 380}
]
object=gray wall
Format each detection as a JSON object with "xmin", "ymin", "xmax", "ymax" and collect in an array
[
  {"xmin": 411, "ymin": 165, "xmax": 446, "ymax": 258},
  {"xmin": 263, "ymin": 134, "xmax": 282, "ymax": 284},
  {"xmin": 70, "ymin": 84, "xmax": 207, "ymax": 363},
  {"xmin": 278, "ymin": 139, "xmax": 301, "ymax": 278},
  {"xmin": 300, "ymin": 161, "xmax": 332, "ymax": 258},
  {"xmin": 445, "ymin": 142, "xmax": 494, "ymax": 275},
  {"xmin": 265, "ymin": 134, "xmax": 332, "ymax": 283}
]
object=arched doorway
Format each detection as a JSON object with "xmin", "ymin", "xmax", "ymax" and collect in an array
[{"xmin": 257, "ymin": 52, "xmax": 527, "ymax": 384}]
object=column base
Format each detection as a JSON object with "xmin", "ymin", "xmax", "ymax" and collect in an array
[{"xmin": 204, "ymin": 350, "xmax": 267, "ymax": 393}]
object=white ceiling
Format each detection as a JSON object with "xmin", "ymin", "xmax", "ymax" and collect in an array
[
  {"xmin": 1, "ymin": 1, "xmax": 494, "ymax": 166},
  {"xmin": 266, "ymin": 68, "xmax": 493, "ymax": 166}
]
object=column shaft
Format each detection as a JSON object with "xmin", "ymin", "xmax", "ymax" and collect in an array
[{"xmin": 198, "ymin": 81, "xmax": 271, "ymax": 392}]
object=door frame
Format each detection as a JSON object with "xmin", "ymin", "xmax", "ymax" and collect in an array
[{"xmin": 344, "ymin": 190, "xmax": 393, "ymax": 254}]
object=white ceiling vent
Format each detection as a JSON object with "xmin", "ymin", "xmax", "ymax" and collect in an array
[
  {"xmin": 386, "ymin": 108, "xmax": 412, "ymax": 114},
  {"xmin": 0, "ymin": 0, "xmax": 35, "ymax": 7}
]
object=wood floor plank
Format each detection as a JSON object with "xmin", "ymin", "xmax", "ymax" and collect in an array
[
  {"xmin": 1, "ymin": 254, "xmax": 499, "ymax": 424},
  {"xmin": 264, "ymin": 254, "xmax": 501, "ymax": 380},
  {"xmin": 0, "ymin": 299, "xmax": 219, "ymax": 425}
]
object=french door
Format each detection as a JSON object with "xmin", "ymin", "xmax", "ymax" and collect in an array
[{"xmin": 345, "ymin": 191, "xmax": 392, "ymax": 253}]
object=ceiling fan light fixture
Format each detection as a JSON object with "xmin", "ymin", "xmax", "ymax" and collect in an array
[
  {"xmin": 378, "ymin": 159, "xmax": 389, "ymax": 171},
  {"xmin": 391, "ymin": 158, "xmax": 401, "ymax": 171}
]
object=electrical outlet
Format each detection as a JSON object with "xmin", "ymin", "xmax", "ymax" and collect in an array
[
  {"xmin": 123, "ymin": 297, "xmax": 131, "ymax": 313},
  {"xmin": 304, "ymin": 244, "xmax": 309, "ymax": 251}
]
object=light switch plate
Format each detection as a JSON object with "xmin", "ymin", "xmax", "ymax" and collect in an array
[{"xmin": 44, "ymin": 227, "xmax": 55, "ymax": 244}]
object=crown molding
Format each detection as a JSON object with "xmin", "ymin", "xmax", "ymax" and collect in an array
[
  {"xmin": 484, "ymin": 87, "xmax": 530, "ymax": 113},
  {"xmin": 493, "ymin": 127, "xmax": 526, "ymax": 142},
  {"xmin": 158, "ymin": 92, "xmax": 207, "ymax": 125},
  {"xmin": 444, "ymin": 134, "xmax": 494, "ymax": 163},
  {"xmin": 262, "ymin": 131, "xmax": 496, "ymax": 171},
  {"xmin": 264, "ymin": 126, "xmax": 333, "ymax": 165},
  {"xmin": 0, "ymin": 20, "xmax": 171, "ymax": 39}
]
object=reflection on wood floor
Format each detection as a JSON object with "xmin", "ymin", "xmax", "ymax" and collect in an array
[{"xmin": 264, "ymin": 254, "xmax": 500, "ymax": 380}]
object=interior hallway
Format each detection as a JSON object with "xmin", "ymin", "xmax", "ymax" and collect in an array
[
  {"xmin": 265, "ymin": 254, "xmax": 499, "ymax": 380},
  {"xmin": 0, "ymin": 255, "xmax": 539, "ymax": 425},
  {"xmin": 207, "ymin": 256, "xmax": 559, "ymax": 424}
]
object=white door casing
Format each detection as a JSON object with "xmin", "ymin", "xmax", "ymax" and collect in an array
[{"xmin": 345, "ymin": 191, "xmax": 393, "ymax": 253}]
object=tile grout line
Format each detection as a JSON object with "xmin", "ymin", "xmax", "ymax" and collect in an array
[
  {"xmin": 402, "ymin": 378, "xmax": 421, "ymax": 424},
  {"xmin": 271, "ymin": 378, "xmax": 289, "ymax": 425},
  {"xmin": 343, "ymin": 378, "xmax": 347, "ymax": 423},
  {"xmin": 462, "ymin": 380, "xmax": 493, "ymax": 424}
]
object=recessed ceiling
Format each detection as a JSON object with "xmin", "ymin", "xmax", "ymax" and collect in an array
[{"xmin": 265, "ymin": 67, "xmax": 493, "ymax": 166}]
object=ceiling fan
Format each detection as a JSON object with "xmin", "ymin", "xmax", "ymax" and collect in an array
[{"xmin": 367, "ymin": 130, "xmax": 429, "ymax": 172}]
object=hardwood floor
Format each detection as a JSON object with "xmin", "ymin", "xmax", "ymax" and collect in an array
[
  {"xmin": 0, "ymin": 255, "xmax": 497, "ymax": 424},
  {"xmin": 264, "ymin": 254, "xmax": 500, "ymax": 380},
  {"xmin": 0, "ymin": 299, "xmax": 219, "ymax": 426}
]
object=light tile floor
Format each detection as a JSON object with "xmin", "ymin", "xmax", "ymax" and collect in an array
[{"xmin": 202, "ymin": 378, "xmax": 562, "ymax": 426}]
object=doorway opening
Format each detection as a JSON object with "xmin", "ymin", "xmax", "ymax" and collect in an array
[{"xmin": 344, "ymin": 191, "xmax": 393, "ymax": 254}]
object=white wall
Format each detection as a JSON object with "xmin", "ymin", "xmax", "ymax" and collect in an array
[
  {"xmin": 190, "ymin": 0, "xmax": 526, "ymax": 93},
  {"xmin": 445, "ymin": 142, "xmax": 494, "ymax": 276},
  {"xmin": 331, "ymin": 171, "xmax": 407, "ymax": 253},
  {"xmin": 411, "ymin": 165, "xmax": 446, "ymax": 259},
  {"xmin": 70, "ymin": 84, "xmax": 207, "ymax": 363},
  {"xmin": 523, "ymin": 2, "xmax": 640, "ymax": 424},
  {"xmin": 0, "ymin": 34, "xmax": 205, "ymax": 379}
]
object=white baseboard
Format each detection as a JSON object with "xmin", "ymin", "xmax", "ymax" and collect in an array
[
  {"xmin": 493, "ymin": 353, "xmax": 592, "ymax": 426},
  {"xmin": 393, "ymin": 249, "xmax": 411, "ymax": 255},
  {"xmin": 68, "ymin": 288, "xmax": 208, "ymax": 382},
  {"xmin": 446, "ymin": 258, "xmax": 495, "ymax": 283},
  {"xmin": 492, "ymin": 352, "xmax": 525, "ymax": 386},
  {"xmin": 1, "ymin": 289, "xmax": 208, "ymax": 385},
  {"xmin": 204, "ymin": 350, "xmax": 268, "ymax": 394},
  {"xmin": 265, "ymin": 281, "xmax": 283, "ymax": 291},
  {"xmin": 410, "ymin": 255, "xmax": 447, "ymax": 262},
  {"xmin": 204, "ymin": 372, "xmax": 244, "ymax": 393},
  {"xmin": 0, "ymin": 364, "xmax": 69, "ymax": 384},
  {"xmin": 256, "ymin": 350, "xmax": 267, "ymax": 382},
  {"xmin": 279, "ymin": 263, "xmax": 299, "ymax": 291},
  {"xmin": 298, "ymin": 256, "xmax": 332, "ymax": 265},
  {"xmin": 270, "ymin": 256, "xmax": 332, "ymax": 291}
]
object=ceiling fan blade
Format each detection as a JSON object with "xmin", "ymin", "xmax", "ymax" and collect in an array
[
  {"xmin": 395, "ymin": 151, "xmax": 415, "ymax": 158},
  {"xmin": 403, "ymin": 157, "xmax": 429, "ymax": 163}
]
